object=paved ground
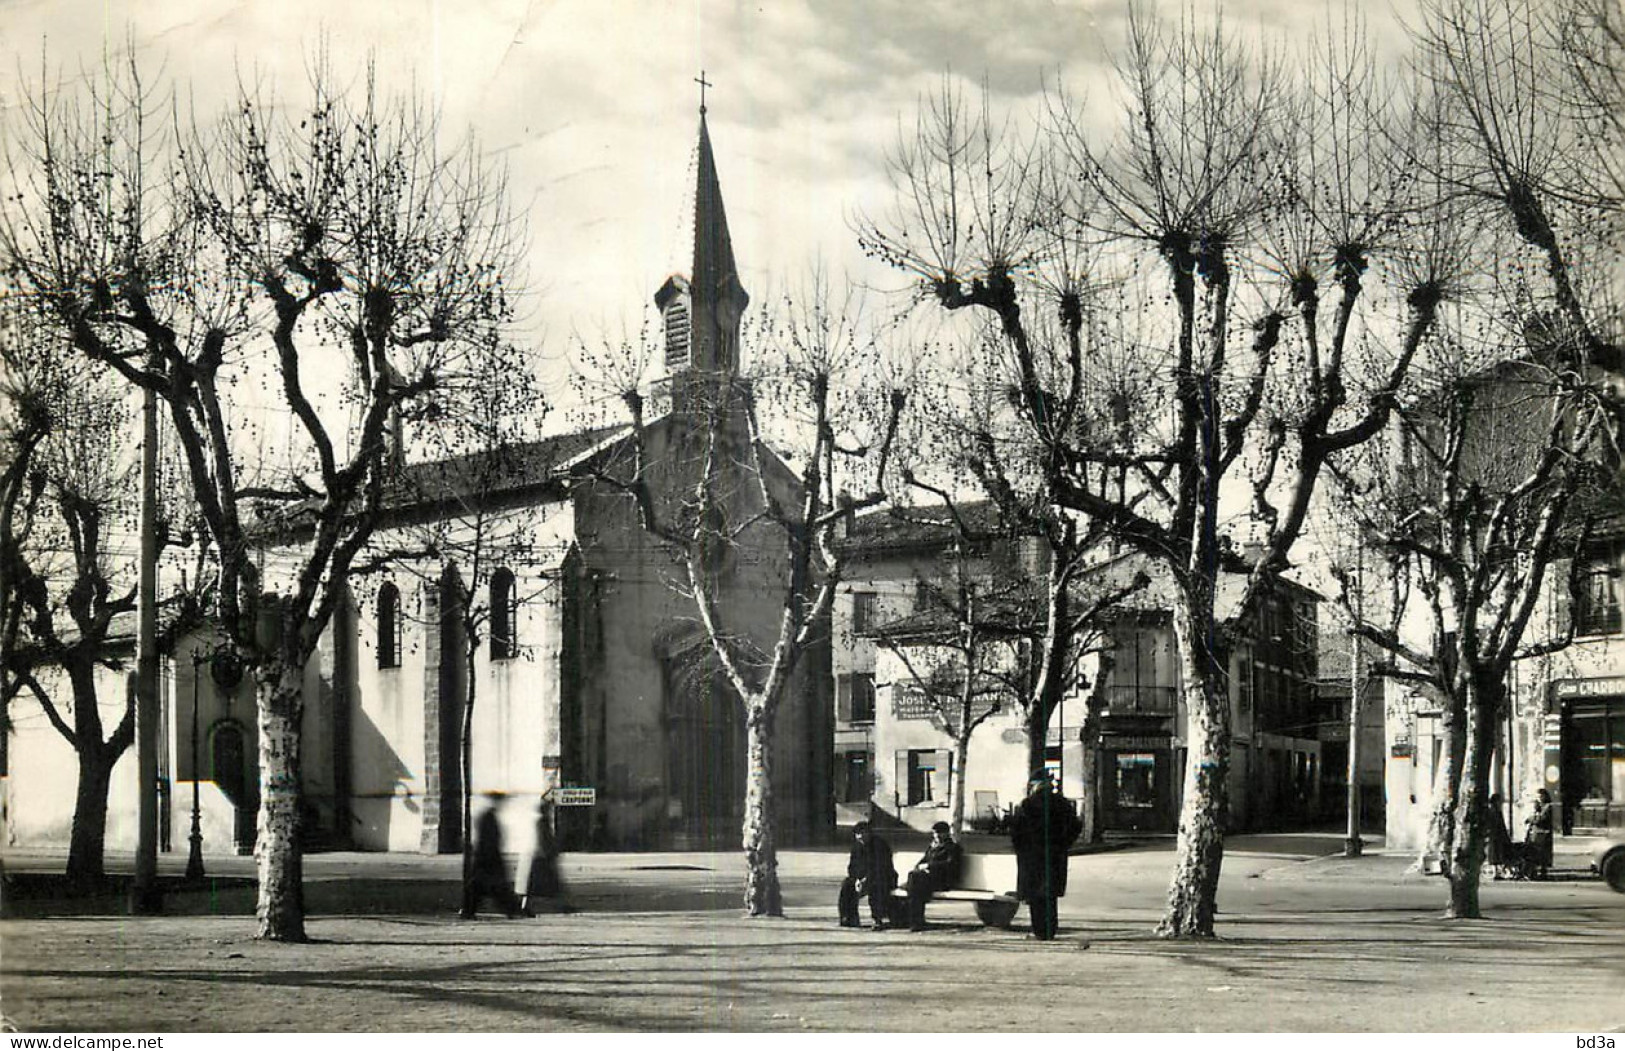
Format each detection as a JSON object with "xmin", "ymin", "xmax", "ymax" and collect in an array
[{"xmin": 2, "ymin": 833, "xmax": 1621, "ymax": 1032}]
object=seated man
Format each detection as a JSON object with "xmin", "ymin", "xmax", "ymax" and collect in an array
[
  {"xmin": 838, "ymin": 821, "xmax": 896, "ymax": 929},
  {"xmin": 904, "ymin": 821, "xmax": 963, "ymax": 932}
]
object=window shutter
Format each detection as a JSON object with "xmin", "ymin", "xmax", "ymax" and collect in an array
[
  {"xmin": 1553, "ymin": 562, "xmax": 1574, "ymax": 636},
  {"xmin": 895, "ymin": 751, "xmax": 911, "ymax": 808},
  {"xmin": 853, "ymin": 673, "xmax": 876, "ymax": 722},
  {"xmin": 934, "ymin": 749, "xmax": 954, "ymax": 806},
  {"xmin": 837, "ymin": 675, "xmax": 853, "ymax": 722}
]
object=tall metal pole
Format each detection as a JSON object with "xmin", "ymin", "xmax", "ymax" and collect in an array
[
  {"xmin": 1345, "ymin": 540, "xmax": 1365, "ymax": 858},
  {"xmin": 131, "ymin": 364, "xmax": 161, "ymax": 912},
  {"xmin": 186, "ymin": 654, "xmax": 205, "ymax": 882}
]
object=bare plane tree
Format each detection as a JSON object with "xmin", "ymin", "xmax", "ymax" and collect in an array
[
  {"xmin": 576, "ymin": 273, "xmax": 905, "ymax": 916},
  {"xmin": 1330, "ymin": 353, "xmax": 1609, "ymax": 917},
  {"xmin": 0, "ymin": 309, "xmax": 205, "ymax": 884},
  {"xmin": 1, "ymin": 52, "xmax": 524, "ymax": 940},
  {"xmin": 860, "ymin": 10, "xmax": 1460, "ymax": 936}
]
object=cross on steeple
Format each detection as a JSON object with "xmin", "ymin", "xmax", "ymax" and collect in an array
[{"xmin": 695, "ymin": 70, "xmax": 713, "ymax": 115}]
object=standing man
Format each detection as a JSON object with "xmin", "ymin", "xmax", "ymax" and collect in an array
[
  {"xmin": 838, "ymin": 821, "xmax": 897, "ymax": 929},
  {"xmin": 1011, "ymin": 770, "xmax": 1083, "ymax": 940},
  {"xmin": 904, "ymin": 821, "xmax": 963, "ymax": 932}
]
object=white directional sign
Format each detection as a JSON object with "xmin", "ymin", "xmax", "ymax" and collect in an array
[{"xmin": 553, "ymin": 787, "xmax": 596, "ymax": 807}]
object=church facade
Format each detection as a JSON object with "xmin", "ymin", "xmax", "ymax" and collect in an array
[{"xmin": 1, "ymin": 110, "xmax": 834, "ymax": 860}]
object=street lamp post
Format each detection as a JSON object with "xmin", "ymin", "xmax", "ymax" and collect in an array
[{"xmin": 185, "ymin": 653, "xmax": 205, "ymax": 882}]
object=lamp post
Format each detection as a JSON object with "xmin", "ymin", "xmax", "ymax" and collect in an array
[
  {"xmin": 186, "ymin": 647, "xmax": 244, "ymax": 881},
  {"xmin": 185, "ymin": 652, "xmax": 206, "ymax": 882}
]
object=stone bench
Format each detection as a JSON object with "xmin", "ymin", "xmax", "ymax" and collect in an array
[{"xmin": 891, "ymin": 852, "xmax": 1020, "ymax": 928}]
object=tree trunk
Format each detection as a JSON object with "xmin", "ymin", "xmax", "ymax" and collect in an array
[
  {"xmin": 1025, "ymin": 703, "xmax": 1048, "ymax": 779},
  {"xmin": 60, "ymin": 662, "xmax": 124, "ymax": 887},
  {"xmin": 741, "ymin": 700, "xmax": 782, "ymax": 917},
  {"xmin": 1446, "ymin": 671, "xmax": 1502, "ymax": 919},
  {"xmin": 1079, "ymin": 660, "xmax": 1114, "ymax": 844},
  {"xmin": 1158, "ymin": 590, "xmax": 1230, "ymax": 938},
  {"xmin": 949, "ymin": 729, "xmax": 971, "ymax": 837},
  {"xmin": 255, "ymin": 667, "xmax": 306, "ymax": 941},
  {"xmin": 66, "ymin": 744, "xmax": 116, "ymax": 885},
  {"xmin": 1424, "ymin": 689, "xmax": 1466, "ymax": 873}
]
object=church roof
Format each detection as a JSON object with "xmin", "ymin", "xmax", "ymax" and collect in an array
[{"xmin": 388, "ymin": 425, "xmax": 626, "ymax": 508}]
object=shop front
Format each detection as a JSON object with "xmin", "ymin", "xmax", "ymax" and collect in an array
[
  {"xmin": 1549, "ymin": 678, "xmax": 1625, "ymax": 832},
  {"xmin": 1099, "ymin": 731, "xmax": 1176, "ymax": 833}
]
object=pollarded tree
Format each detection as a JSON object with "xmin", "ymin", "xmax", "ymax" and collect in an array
[
  {"xmin": 576, "ymin": 270, "xmax": 905, "ymax": 916},
  {"xmin": 1, "ymin": 53, "xmax": 524, "ymax": 940},
  {"xmin": 1411, "ymin": 0, "xmax": 1624, "ymax": 386},
  {"xmin": 1329, "ymin": 347, "xmax": 1610, "ymax": 917},
  {"xmin": 871, "ymin": 533, "xmax": 1028, "ymax": 839},
  {"xmin": 0, "ymin": 310, "xmax": 206, "ymax": 884},
  {"xmin": 860, "ymin": 10, "xmax": 1464, "ymax": 936}
]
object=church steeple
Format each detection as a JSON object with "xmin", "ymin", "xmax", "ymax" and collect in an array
[{"xmin": 655, "ymin": 81, "xmax": 749, "ymax": 377}]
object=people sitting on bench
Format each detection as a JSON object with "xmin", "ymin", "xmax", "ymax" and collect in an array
[
  {"xmin": 838, "ymin": 821, "xmax": 897, "ymax": 929},
  {"xmin": 904, "ymin": 821, "xmax": 963, "ymax": 931}
]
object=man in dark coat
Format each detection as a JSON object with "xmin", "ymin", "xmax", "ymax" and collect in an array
[
  {"xmin": 461, "ymin": 792, "xmax": 525, "ymax": 919},
  {"xmin": 1525, "ymin": 787, "xmax": 1555, "ymax": 879},
  {"xmin": 838, "ymin": 821, "xmax": 897, "ymax": 928},
  {"xmin": 1010, "ymin": 771, "xmax": 1083, "ymax": 940},
  {"xmin": 904, "ymin": 821, "xmax": 964, "ymax": 931}
]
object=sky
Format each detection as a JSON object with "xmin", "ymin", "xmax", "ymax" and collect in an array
[{"xmin": 1, "ymin": 0, "xmax": 1419, "ymax": 409}]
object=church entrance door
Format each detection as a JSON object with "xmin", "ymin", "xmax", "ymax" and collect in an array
[{"xmin": 664, "ymin": 661, "xmax": 746, "ymax": 848}]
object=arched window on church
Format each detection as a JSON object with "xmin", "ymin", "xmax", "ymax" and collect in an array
[
  {"xmin": 491, "ymin": 568, "xmax": 518, "ymax": 660},
  {"xmin": 377, "ymin": 582, "xmax": 402, "ymax": 669}
]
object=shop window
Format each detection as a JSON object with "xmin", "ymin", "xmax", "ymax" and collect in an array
[
  {"xmin": 896, "ymin": 749, "xmax": 951, "ymax": 807},
  {"xmin": 376, "ymin": 582, "xmax": 402, "ymax": 669},
  {"xmin": 1570, "ymin": 708, "xmax": 1622, "ymax": 808},
  {"xmin": 490, "ymin": 568, "xmax": 518, "ymax": 660},
  {"xmin": 1115, "ymin": 753, "xmax": 1157, "ymax": 808}
]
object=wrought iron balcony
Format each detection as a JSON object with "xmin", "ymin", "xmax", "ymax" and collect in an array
[{"xmin": 1105, "ymin": 684, "xmax": 1178, "ymax": 714}]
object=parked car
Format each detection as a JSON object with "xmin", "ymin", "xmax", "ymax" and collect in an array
[{"xmin": 1593, "ymin": 835, "xmax": 1625, "ymax": 893}]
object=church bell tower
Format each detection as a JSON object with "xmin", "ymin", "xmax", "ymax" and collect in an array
[{"xmin": 654, "ymin": 80, "xmax": 749, "ymax": 379}]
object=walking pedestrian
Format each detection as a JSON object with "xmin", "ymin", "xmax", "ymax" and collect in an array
[
  {"xmin": 461, "ymin": 792, "xmax": 525, "ymax": 919},
  {"xmin": 1010, "ymin": 770, "xmax": 1082, "ymax": 940},
  {"xmin": 524, "ymin": 792, "xmax": 573, "ymax": 914}
]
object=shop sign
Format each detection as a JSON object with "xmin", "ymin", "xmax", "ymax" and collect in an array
[
  {"xmin": 1554, "ymin": 677, "xmax": 1625, "ymax": 698},
  {"xmin": 1103, "ymin": 735, "xmax": 1166, "ymax": 750},
  {"xmin": 1390, "ymin": 742, "xmax": 1414, "ymax": 758}
]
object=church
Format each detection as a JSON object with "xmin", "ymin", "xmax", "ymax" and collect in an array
[{"xmin": 1, "ymin": 107, "xmax": 834, "ymax": 859}]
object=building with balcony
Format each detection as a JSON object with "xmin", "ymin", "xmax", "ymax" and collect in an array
[{"xmin": 834, "ymin": 505, "xmax": 1324, "ymax": 835}]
